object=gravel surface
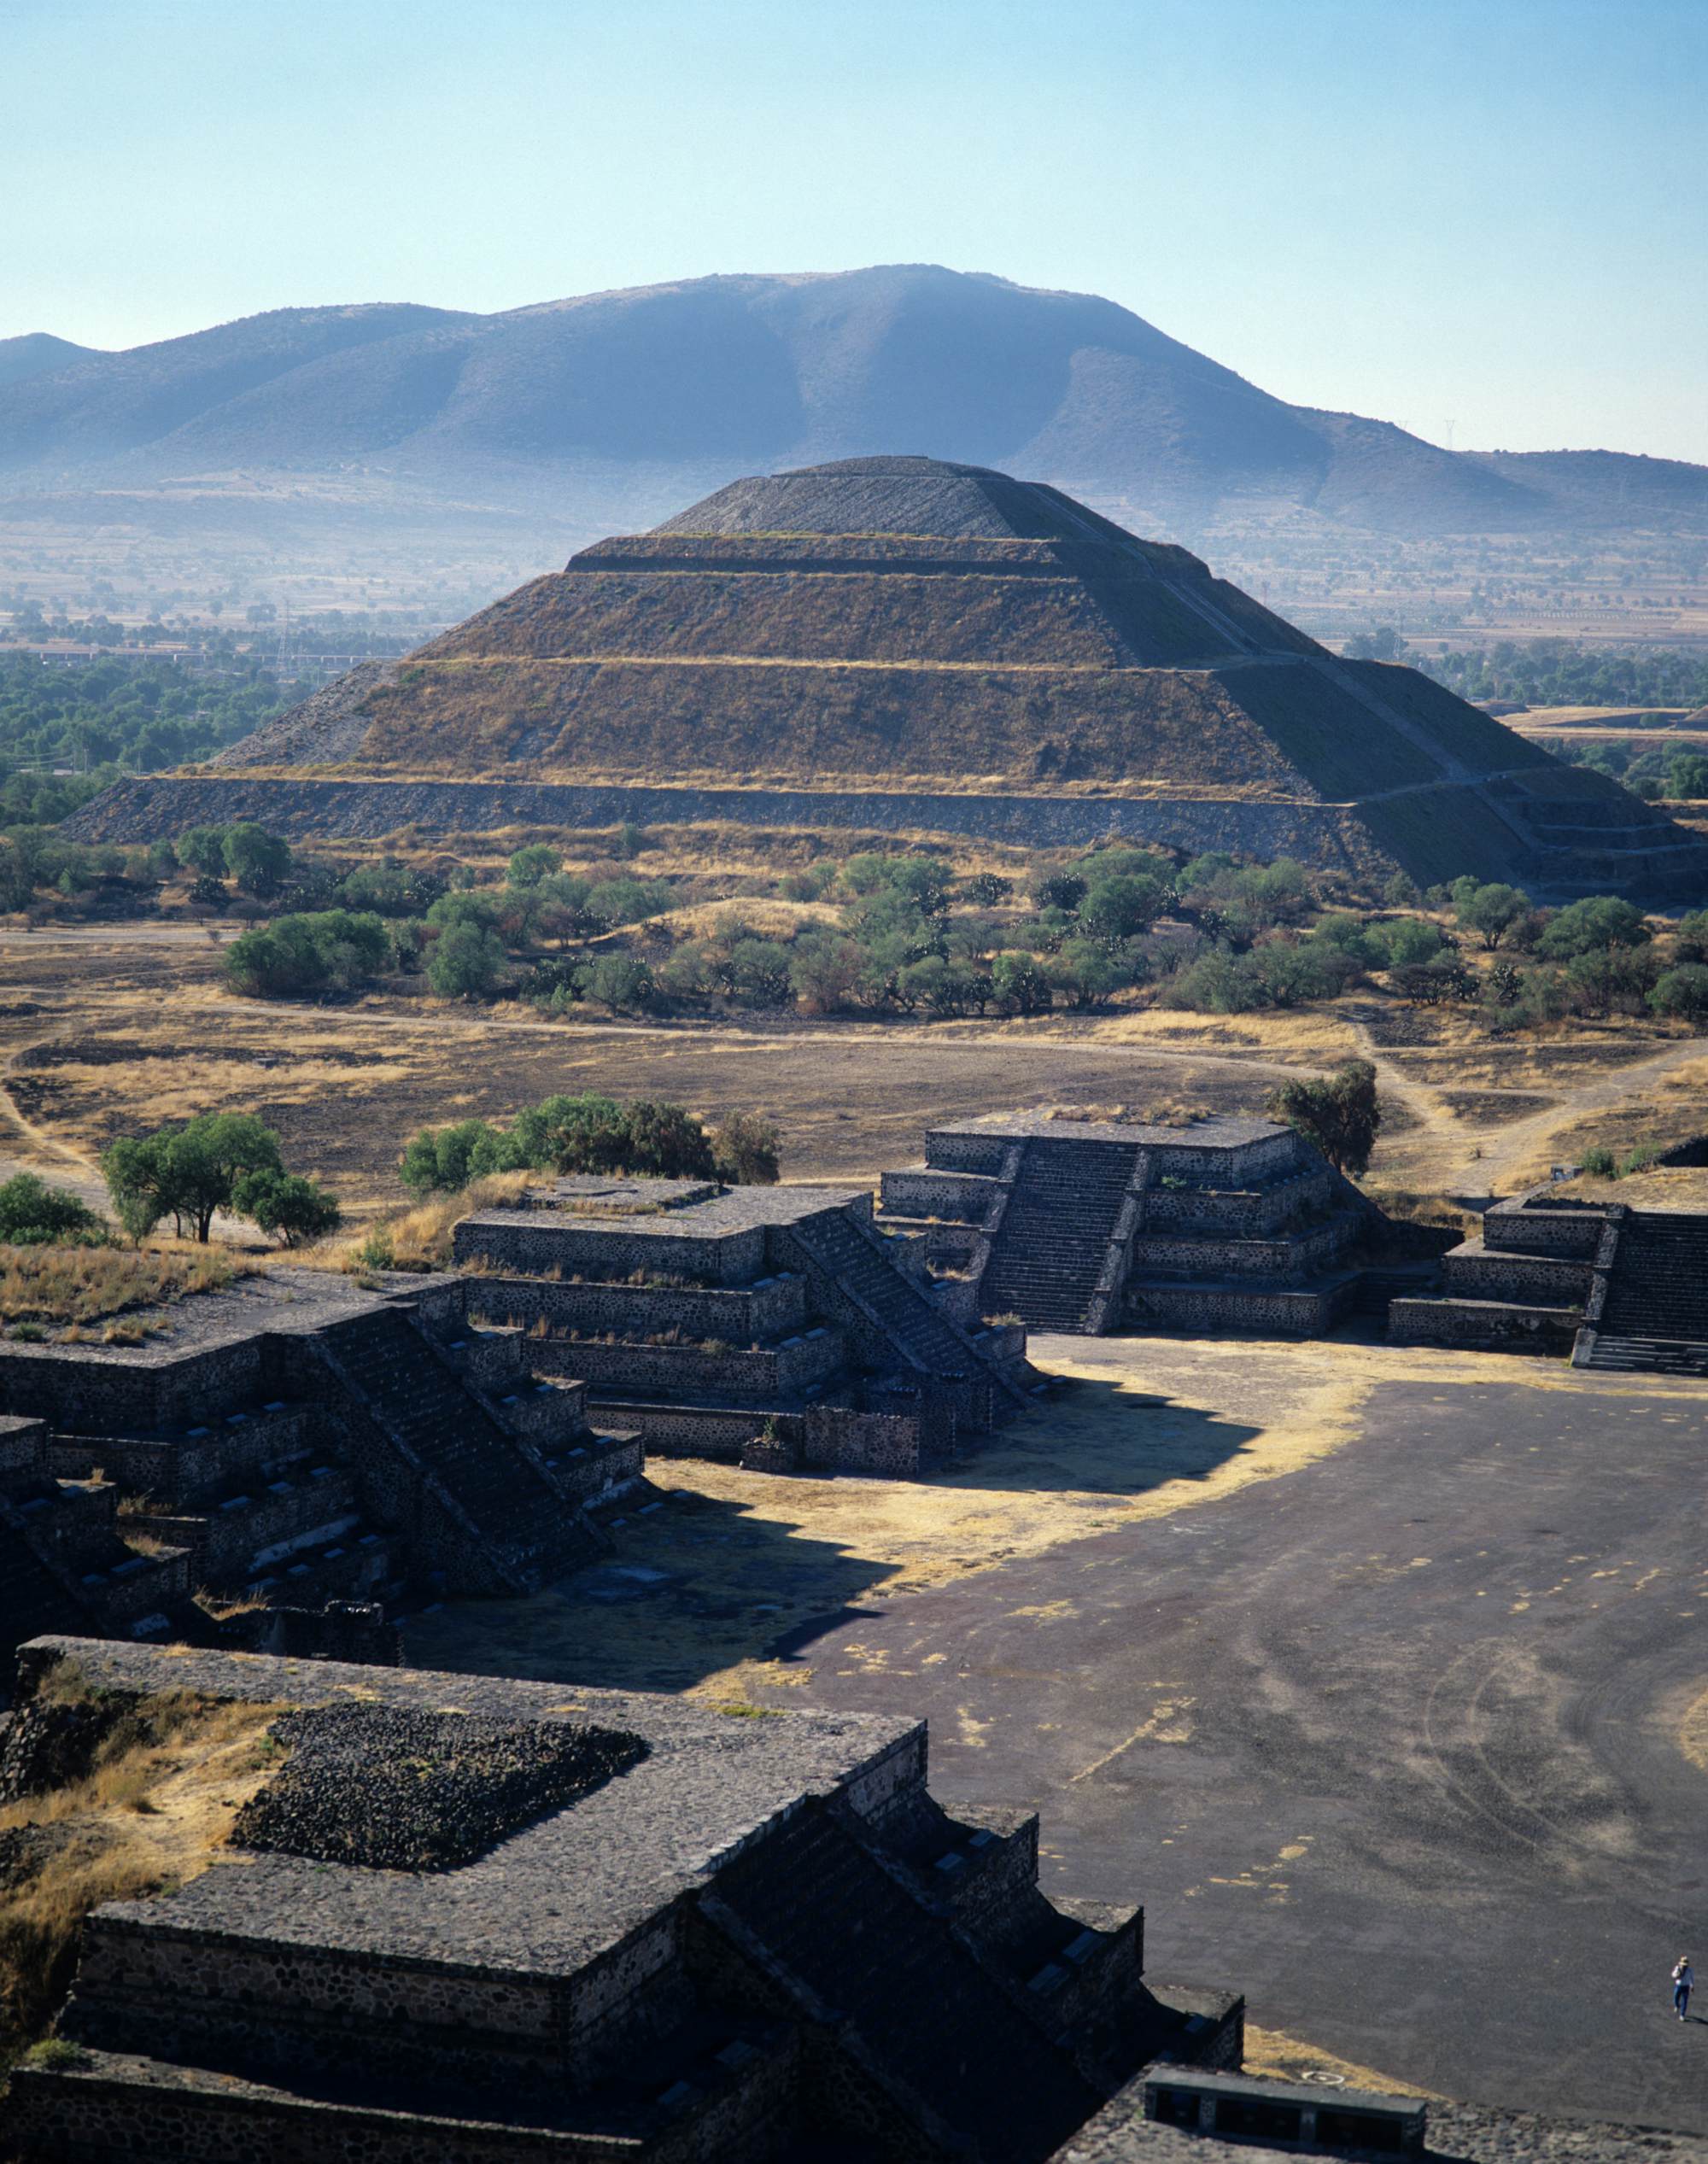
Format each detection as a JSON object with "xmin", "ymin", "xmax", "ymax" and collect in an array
[{"xmin": 233, "ymin": 1705, "xmax": 647, "ymax": 1872}]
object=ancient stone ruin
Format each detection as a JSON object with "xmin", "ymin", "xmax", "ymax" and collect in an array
[
  {"xmin": 1391, "ymin": 1189, "xmax": 1708, "ymax": 1373},
  {"xmin": 877, "ymin": 1114, "xmax": 1383, "ymax": 1337},
  {"xmin": 0, "ymin": 1266, "xmax": 640, "ymax": 1699},
  {"xmin": 65, "ymin": 456, "xmax": 1708, "ymax": 904},
  {"xmin": 0, "ymin": 1638, "xmax": 1241, "ymax": 2162},
  {"xmin": 453, "ymin": 1174, "xmax": 1036, "ymax": 1476}
]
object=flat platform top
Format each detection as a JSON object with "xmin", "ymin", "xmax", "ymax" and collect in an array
[
  {"xmin": 463, "ymin": 1183, "xmax": 868, "ymax": 1239},
  {"xmin": 930, "ymin": 1114, "xmax": 1287, "ymax": 1150},
  {"xmin": 26, "ymin": 1639, "xmax": 916, "ymax": 1980},
  {"xmin": 0, "ymin": 1266, "xmax": 453, "ymax": 1370}
]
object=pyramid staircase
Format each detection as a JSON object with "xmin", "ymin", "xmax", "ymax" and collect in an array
[
  {"xmin": 1581, "ymin": 1212, "xmax": 1708, "ymax": 1375},
  {"xmin": 977, "ymin": 1138, "xmax": 1142, "ymax": 1332},
  {"xmin": 713, "ymin": 1800, "xmax": 1099, "ymax": 2161},
  {"xmin": 316, "ymin": 1308, "xmax": 605, "ymax": 1591},
  {"xmin": 783, "ymin": 1205, "xmax": 1028, "ymax": 1414}
]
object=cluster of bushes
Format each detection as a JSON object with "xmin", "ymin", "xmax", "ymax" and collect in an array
[
  {"xmin": 0, "ymin": 1173, "xmax": 102, "ymax": 1246},
  {"xmin": 101, "ymin": 1114, "xmax": 341, "ymax": 1246},
  {"xmin": 399, "ymin": 1093, "xmax": 780, "ymax": 1195}
]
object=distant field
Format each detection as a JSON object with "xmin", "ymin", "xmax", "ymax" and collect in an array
[{"xmin": 2, "ymin": 933, "xmax": 1703, "ymax": 1223}]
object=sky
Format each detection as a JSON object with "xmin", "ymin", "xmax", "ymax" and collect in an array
[{"xmin": 4, "ymin": 0, "xmax": 1705, "ymax": 461}]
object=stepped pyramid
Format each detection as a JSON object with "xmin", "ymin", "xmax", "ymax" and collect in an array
[{"xmin": 68, "ymin": 455, "xmax": 1708, "ymax": 898}]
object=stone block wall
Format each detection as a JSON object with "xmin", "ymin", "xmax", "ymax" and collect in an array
[
  {"xmin": 1482, "ymin": 1200, "xmax": 1609, "ymax": 1258},
  {"xmin": 49, "ymin": 1406, "xmax": 316, "ymax": 1510},
  {"xmin": 879, "ymin": 1169, "xmax": 998, "ymax": 1222},
  {"xmin": 1128, "ymin": 1280, "xmax": 1354, "ymax": 1336},
  {"xmin": 1144, "ymin": 1166, "xmax": 1337, "ymax": 1237},
  {"xmin": 1438, "ymin": 1243, "xmax": 1592, "ymax": 1305},
  {"xmin": 1389, "ymin": 1296, "xmax": 1579, "ymax": 1354},
  {"xmin": 467, "ymin": 1274, "xmax": 805, "ymax": 1343},
  {"xmin": 1129, "ymin": 1219, "xmax": 1356, "ymax": 1285},
  {"xmin": 454, "ymin": 1214, "xmax": 765, "ymax": 1286},
  {"xmin": 529, "ymin": 1331, "xmax": 845, "ymax": 1401},
  {"xmin": 798, "ymin": 1407, "xmax": 921, "ymax": 1477},
  {"xmin": 0, "ymin": 1338, "xmax": 266, "ymax": 1438}
]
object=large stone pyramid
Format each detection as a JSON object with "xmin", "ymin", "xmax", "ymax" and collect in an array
[{"xmin": 70, "ymin": 456, "xmax": 1708, "ymax": 898}]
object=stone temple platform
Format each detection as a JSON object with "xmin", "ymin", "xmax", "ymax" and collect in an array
[
  {"xmin": 877, "ymin": 1116, "xmax": 1384, "ymax": 1338},
  {"xmin": 0, "ymin": 1266, "xmax": 642, "ymax": 1699},
  {"xmin": 0, "ymin": 1637, "xmax": 1240, "ymax": 2162},
  {"xmin": 452, "ymin": 1176, "xmax": 1035, "ymax": 1475}
]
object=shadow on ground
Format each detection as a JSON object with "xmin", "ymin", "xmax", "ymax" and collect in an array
[{"xmin": 403, "ymin": 1378, "xmax": 1261, "ymax": 1694}]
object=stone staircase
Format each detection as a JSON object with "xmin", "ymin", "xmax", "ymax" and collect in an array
[
  {"xmin": 1583, "ymin": 1212, "xmax": 1708, "ymax": 1373},
  {"xmin": 786, "ymin": 1207, "xmax": 996, "ymax": 1385},
  {"xmin": 319, "ymin": 1309, "xmax": 600, "ymax": 1588},
  {"xmin": 978, "ymin": 1138, "xmax": 1142, "ymax": 1332},
  {"xmin": 715, "ymin": 1800, "xmax": 1098, "ymax": 2161}
]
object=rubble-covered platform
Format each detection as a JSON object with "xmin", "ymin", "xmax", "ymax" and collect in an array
[{"xmin": 0, "ymin": 1637, "xmax": 1240, "ymax": 2163}]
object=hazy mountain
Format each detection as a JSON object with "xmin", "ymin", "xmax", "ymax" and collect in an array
[
  {"xmin": 2, "ymin": 266, "xmax": 1703, "ymax": 541},
  {"xmin": 0, "ymin": 332, "xmax": 102, "ymax": 392}
]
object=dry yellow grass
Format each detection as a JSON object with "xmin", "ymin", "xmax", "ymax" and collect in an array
[
  {"xmin": 0, "ymin": 1667, "xmax": 282, "ymax": 2047},
  {"xmin": 0, "ymin": 1243, "xmax": 242, "ymax": 1335},
  {"xmin": 316, "ymin": 1169, "xmax": 535, "ymax": 1274}
]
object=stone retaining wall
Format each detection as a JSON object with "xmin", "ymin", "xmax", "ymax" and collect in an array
[
  {"xmin": 878, "ymin": 1170, "xmax": 997, "ymax": 1222},
  {"xmin": 529, "ymin": 1331, "xmax": 844, "ymax": 1401},
  {"xmin": 64, "ymin": 771, "xmax": 1384, "ymax": 865},
  {"xmin": 1438, "ymin": 1243, "xmax": 1594, "ymax": 1304},
  {"xmin": 466, "ymin": 1275, "xmax": 804, "ymax": 1342},
  {"xmin": 1129, "ymin": 1219, "xmax": 1355, "ymax": 1285},
  {"xmin": 454, "ymin": 1216, "xmax": 764, "ymax": 1287},
  {"xmin": 1127, "ymin": 1279, "xmax": 1355, "ymax": 1335},
  {"xmin": 1389, "ymin": 1296, "xmax": 1579, "ymax": 1354},
  {"xmin": 1482, "ymin": 1201, "xmax": 1609, "ymax": 1259}
]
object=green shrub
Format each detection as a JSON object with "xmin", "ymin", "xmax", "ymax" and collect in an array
[
  {"xmin": 427, "ymin": 921, "xmax": 506, "ymax": 1000},
  {"xmin": 231, "ymin": 1169, "xmax": 342, "ymax": 1247},
  {"xmin": 0, "ymin": 1173, "xmax": 102, "ymax": 1245},
  {"xmin": 225, "ymin": 909, "xmax": 390, "ymax": 998}
]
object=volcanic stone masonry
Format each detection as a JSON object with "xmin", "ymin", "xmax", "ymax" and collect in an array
[
  {"xmin": 64, "ymin": 455, "xmax": 1708, "ymax": 904},
  {"xmin": 452, "ymin": 1174, "xmax": 1037, "ymax": 1476},
  {"xmin": 1390, "ymin": 1188, "xmax": 1708, "ymax": 1375},
  {"xmin": 0, "ymin": 1636, "xmax": 1243, "ymax": 2163},
  {"xmin": 0, "ymin": 1266, "xmax": 641, "ymax": 1702},
  {"xmin": 876, "ymin": 1113, "xmax": 1400, "ymax": 1338}
]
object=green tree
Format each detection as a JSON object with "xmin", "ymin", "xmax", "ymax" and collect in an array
[
  {"xmin": 1648, "ymin": 966, "xmax": 1708, "ymax": 1022},
  {"xmin": 102, "ymin": 1113, "xmax": 284, "ymax": 1242},
  {"xmin": 506, "ymin": 843, "xmax": 563, "ymax": 888},
  {"xmin": 1665, "ymin": 754, "xmax": 1708, "ymax": 801},
  {"xmin": 427, "ymin": 921, "xmax": 506, "ymax": 1000},
  {"xmin": 711, "ymin": 1111, "xmax": 781, "ymax": 1185},
  {"xmin": 178, "ymin": 824, "xmax": 229, "ymax": 879},
  {"xmin": 231, "ymin": 1168, "xmax": 342, "ymax": 1247},
  {"xmin": 1266, "ymin": 1059, "xmax": 1382, "ymax": 1178},
  {"xmin": 221, "ymin": 822, "xmax": 290, "ymax": 895},
  {"xmin": 1453, "ymin": 880, "xmax": 1530, "ymax": 950},
  {"xmin": 1536, "ymin": 896, "xmax": 1650, "ymax": 959}
]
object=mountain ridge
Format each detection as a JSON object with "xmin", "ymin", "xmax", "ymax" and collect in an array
[{"xmin": 3, "ymin": 266, "xmax": 1702, "ymax": 540}]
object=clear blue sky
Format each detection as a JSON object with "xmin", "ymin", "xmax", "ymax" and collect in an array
[{"xmin": 6, "ymin": 0, "xmax": 1705, "ymax": 459}]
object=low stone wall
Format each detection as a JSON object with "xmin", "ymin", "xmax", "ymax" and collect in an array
[
  {"xmin": 923, "ymin": 1132, "xmax": 1014, "ymax": 1177},
  {"xmin": 1483, "ymin": 1201, "xmax": 1609, "ymax": 1259},
  {"xmin": 466, "ymin": 1274, "xmax": 804, "ymax": 1342},
  {"xmin": 1389, "ymin": 1295, "xmax": 1578, "ymax": 1354},
  {"xmin": 1438, "ymin": 1242, "xmax": 1593, "ymax": 1305},
  {"xmin": 454, "ymin": 1215, "xmax": 764, "ymax": 1288},
  {"xmin": 529, "ymin": 1330, "xmax": 844, "ymax": 1401},
  {"xmin": 1129, "ymin": 1219, "xmax": 1355, "ymax": 1286},
  {"xmin": 1127, "ymin": 1278, "xmax": 1354, "ymax": 1336},
  {"xmin": 587, "ymin": 1399, "xmax": 780, "ymax": 1461},
  {"xmin": 799, "ymin": 1407, "xmax": 921, "ymax": 1477},
  {"xmin": 878, "ymin": 1170, "xmax": 997, "ymax": 1223},
  {"xmin": 546, "ymin": 1432, "xmax": 644, "ymax": 1505}
]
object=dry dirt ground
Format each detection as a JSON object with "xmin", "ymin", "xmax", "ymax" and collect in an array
[{"xmin": 0, "ymin": 933, "xmax": 1703, "ymax": 1218}]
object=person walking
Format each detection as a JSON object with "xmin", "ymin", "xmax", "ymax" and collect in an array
[{"xmin": 1673, "ymin": 1956, "xmax": 1693, "ymax": 2021}]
